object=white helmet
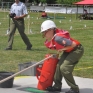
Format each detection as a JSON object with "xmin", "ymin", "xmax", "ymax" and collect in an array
[{"xmin": 41, "ymin": 20, "xmax": 56, "ymax": 33}]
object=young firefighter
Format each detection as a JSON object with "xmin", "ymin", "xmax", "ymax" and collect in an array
[{"xmin": 40, "ymin": 20, "xmax": 84, "ymax": 93}]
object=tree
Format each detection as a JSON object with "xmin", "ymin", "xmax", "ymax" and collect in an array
[
  {"xmin": 56, "ymin": 0, "xmax": 63, "ymax": 4},
  {"xmin": 39, "ymin": 0, "xmax": 46, "ymax": 4},
  {"xmin": 0, "ymin": 0, "xmax": 81, "ymax": 4},
  {"xmin": 56, "ymin": 0, "xmax": 80, "ymax": 4},
  {"xmin": 46, "ymin": 0, "xmax": 55, "ymax": 4}
]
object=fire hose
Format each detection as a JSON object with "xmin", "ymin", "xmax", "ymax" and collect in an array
[{"xmin": 0, "ymin": 54, "xmax": 58, "ymax": 84}]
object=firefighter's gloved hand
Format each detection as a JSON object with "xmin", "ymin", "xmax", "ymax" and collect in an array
[{"xmin": 53, "ymin": 54, "xmax": 59, "ymax": 58}]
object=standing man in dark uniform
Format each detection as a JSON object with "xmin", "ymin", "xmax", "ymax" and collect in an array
[{"xmin": 5, "ymin": 0, "xmax": 32, "ymax": 50}]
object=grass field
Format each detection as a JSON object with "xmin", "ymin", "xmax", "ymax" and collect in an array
[{"xmin": 0, "ymin": 11, "xmax": 93, "ymax": 78}]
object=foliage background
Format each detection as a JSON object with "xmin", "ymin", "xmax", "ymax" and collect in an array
[{"xmin": 0, "ymin": 0, "xmax": 81, "ymax": 4}]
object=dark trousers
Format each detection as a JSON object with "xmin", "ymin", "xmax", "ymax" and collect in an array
[
  {"xmin": 54, "ymin": 44, "xmax": 84, "ymax": 91},
  {"xmin": 7, "ymin": 18, "xmax": 31, "ymax": 48}
]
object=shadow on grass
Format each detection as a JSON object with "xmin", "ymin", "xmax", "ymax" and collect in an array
[
  {"xmin": 31, "ymin": 48, "xmax": 47, "ymax": 52},
  {"xmin": 8, "ymin": 48, "xmax": 47, "ymax": 52}
]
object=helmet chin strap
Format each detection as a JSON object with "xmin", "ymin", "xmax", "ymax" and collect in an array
[{"xmin": 53, "ymin": 28, "xmax": 56, "ymax": 35}]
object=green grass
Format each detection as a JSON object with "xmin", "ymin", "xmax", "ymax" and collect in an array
[{"xmin": 0, "ymin": 11, "xmax": 93, "ymax": 78}]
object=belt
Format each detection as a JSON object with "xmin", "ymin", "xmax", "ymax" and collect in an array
[{"xmin": 73, "ymin": 44, "xmax": 82, "ymax": 51}]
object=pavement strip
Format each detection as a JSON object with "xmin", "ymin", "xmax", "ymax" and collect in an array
[{"xmin": 0, "ymin": 76, "xmax": 93, "ymax": 93}]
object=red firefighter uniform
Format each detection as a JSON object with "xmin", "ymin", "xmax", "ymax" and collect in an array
[{"xmin": 45, "ymin": 29, "xmax": 80, "ymax": 52}]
